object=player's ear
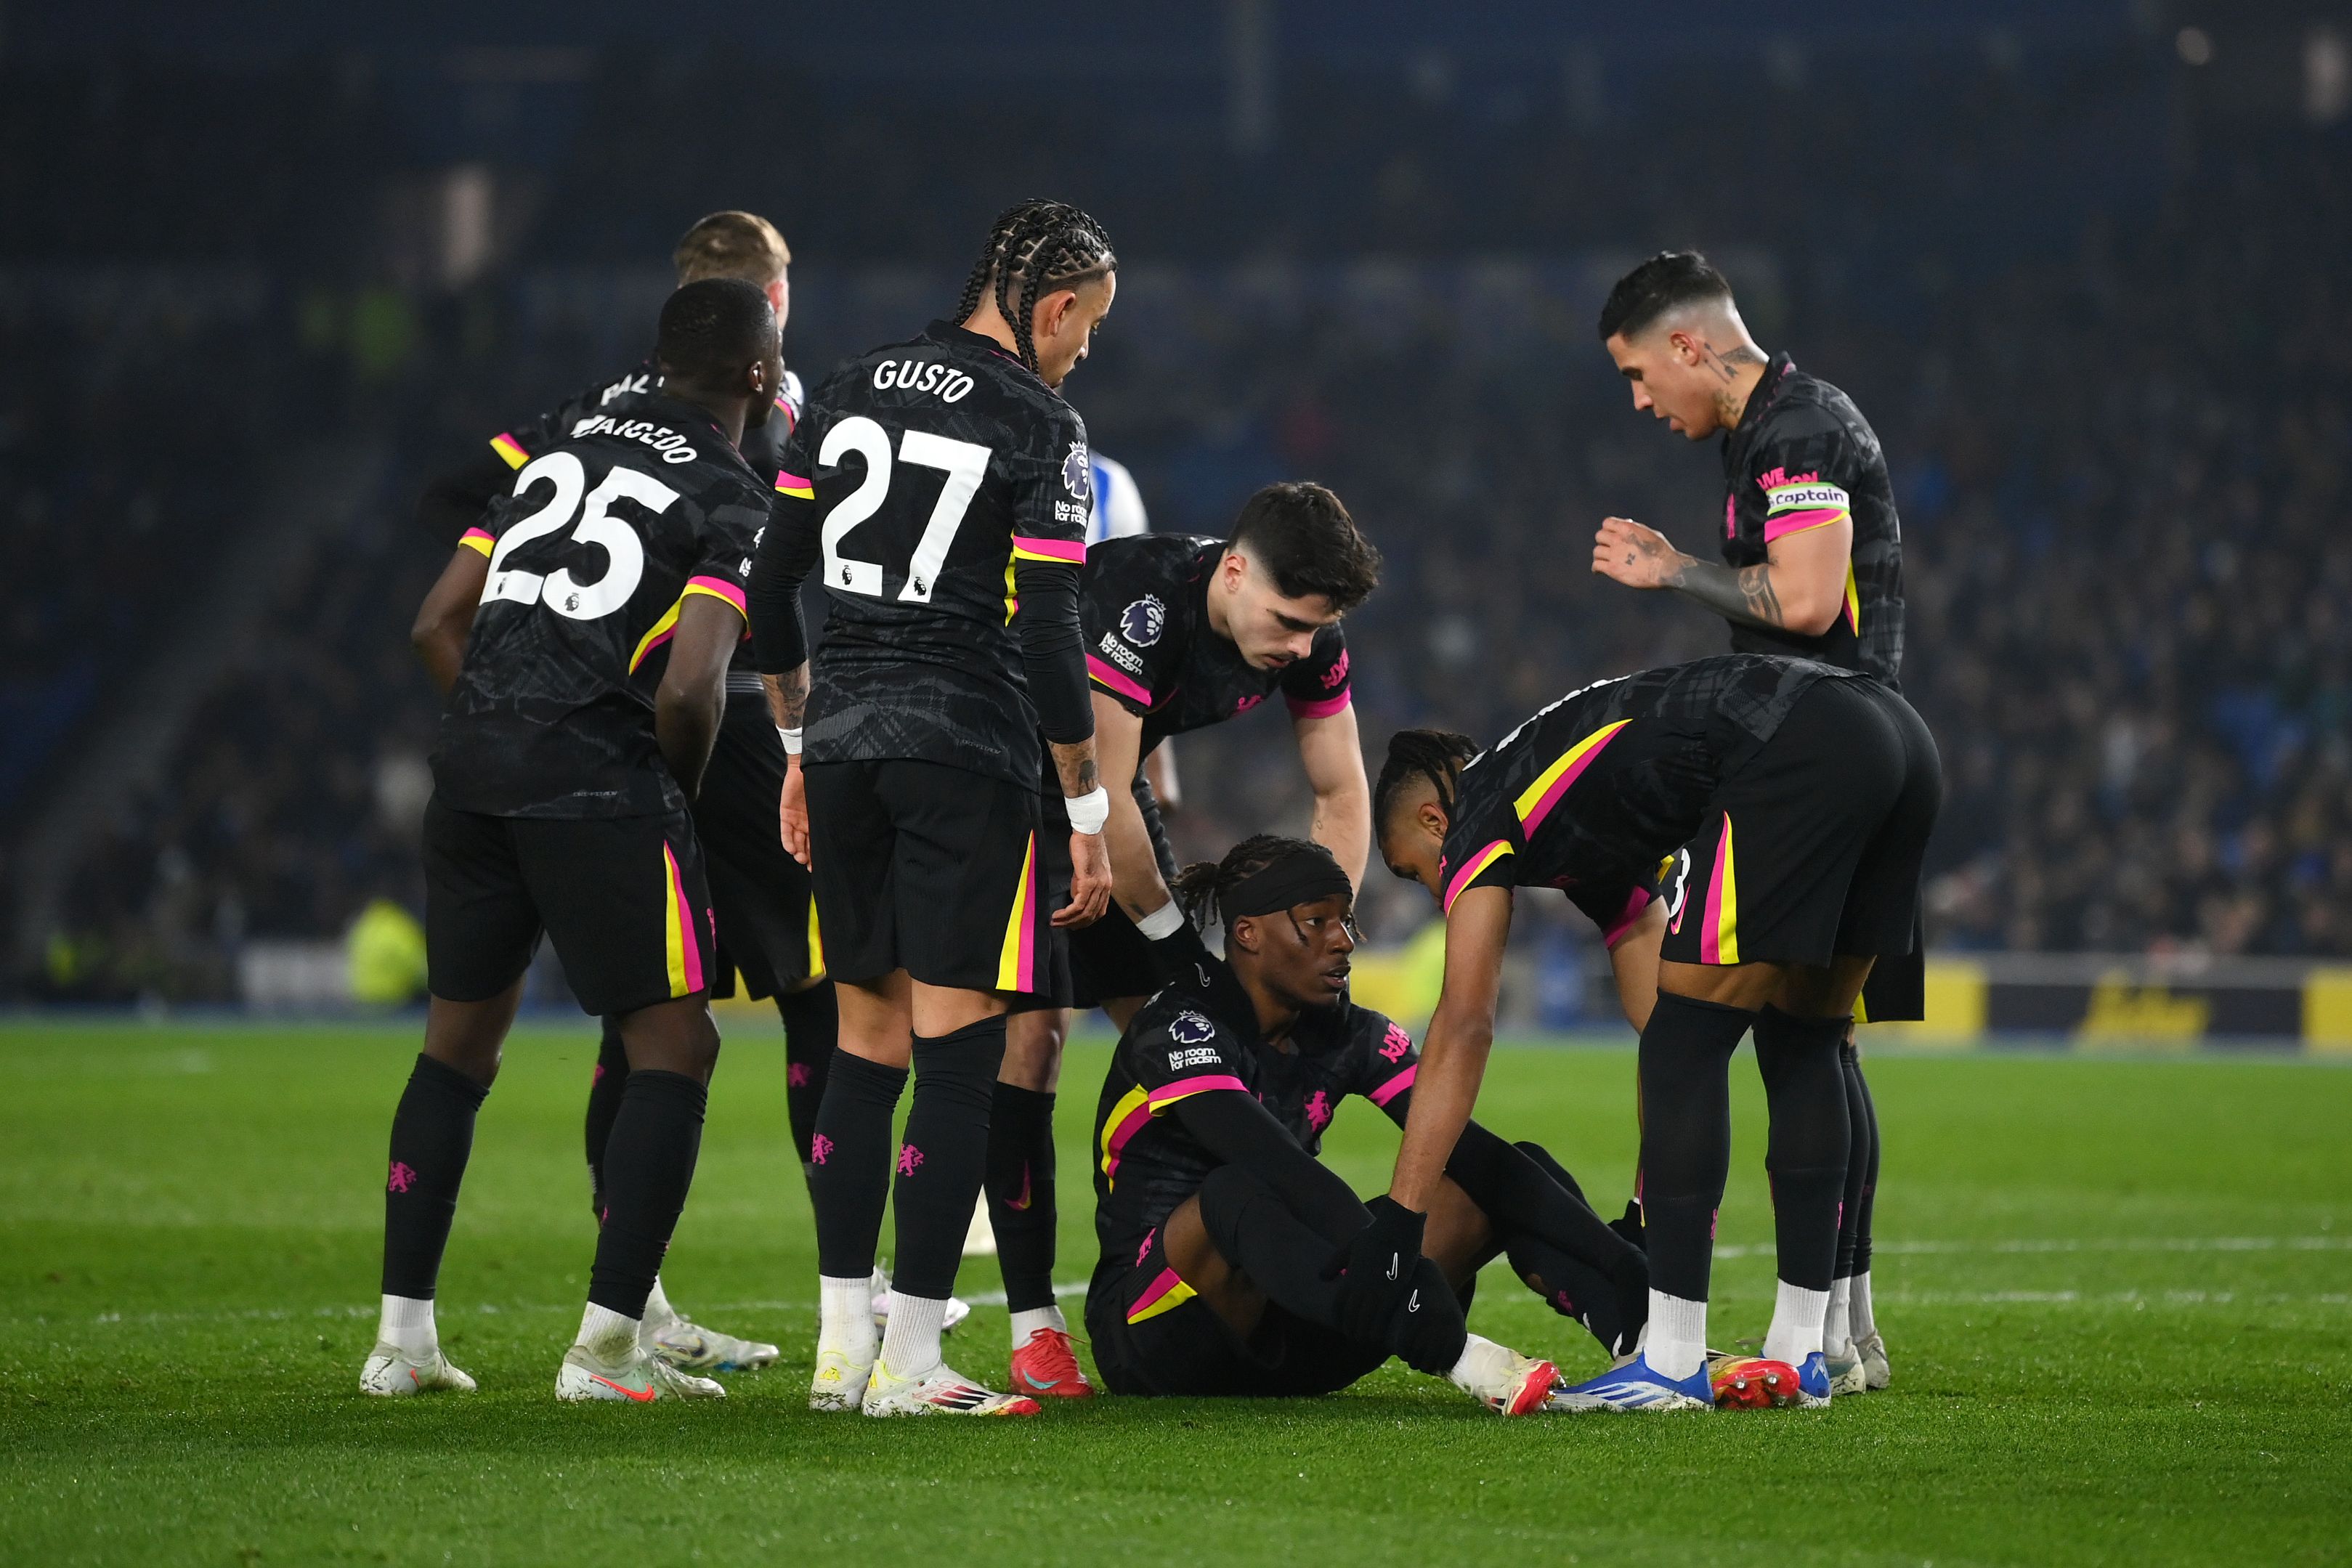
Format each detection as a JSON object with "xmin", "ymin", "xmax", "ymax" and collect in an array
[
  {"xmin": 1036, "ymin": 287, "xmax": 1075, "ymax": 340},
  {"xmin": 1228, "ymin": 914, "xmax": 1260, "ymax": 956},
  {"xmin": 1415, "ymin": 797, "xmax": 1448, "ymax": 842}
]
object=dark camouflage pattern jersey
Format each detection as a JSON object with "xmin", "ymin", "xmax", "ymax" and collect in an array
[
  {"xmin": 1089, "ymin": 956, "xmax": 1422, "ymax": 1289},
  {"xmin": 1437, "ymin": 654, "xmax": 1860, "ymax": 933},
  {"xmin": 431, "ymin": 391, "xmax": 769, "ymax": 818},
  {"xmin": 755, "ymin": 320, "xmax": 1092, "ymax": 789},
  {"xmin": 1719, "ymin": 353, "xmax": 1905, "ymax": 687},
  {"xmin": 1080, "ymin": 534, "xmax": 1353, "ymax": 751},
  {"xmin": 419, "ymin": 358, "xmax": 804, "ymax": 685}
]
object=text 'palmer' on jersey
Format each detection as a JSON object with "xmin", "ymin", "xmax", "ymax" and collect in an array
[
  {"xmin": 1089, "ymin": 959, "xmax": 1420, "ymax": 1286},
  {"xmin": 1721, "ymin": 352, "xmax": 1905, "ymax": 686},
  {"xmin": 1081, "ymin": 534, "xmax": 1353, "ymax": 750},
  {"xmin": 769, "ymin": 321, "xmax": 1092, "ymax": 788},
  {"xmin": 431, "ymin": 391, "xmax": 768, "ymax": 819},
  {"xmin": 1435, "ymin": 654, "xmax": 1862, "ymax": 935}
]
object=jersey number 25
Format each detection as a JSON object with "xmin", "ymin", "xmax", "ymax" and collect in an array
[
  {"xmin": 817, "ymin": 414, "xmax": 989, "ymax": 604},
  {"xmin": 485, "ymin": 451, "xmax": 678, "ymax": 620}
]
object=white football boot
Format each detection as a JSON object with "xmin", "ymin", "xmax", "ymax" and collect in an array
[
  {"xmin": 808, "ymin": 1345, "xmax": 875, "ymax": 1412},
  {"xmin": 1446, "ymin": 1335, "xmax": 1558, "ymax": 1417},
  {"xmin": 1856, "ymin": 1328, "xmax": 1891, "ymax": 1390},
  {"xmin": 860, "ymin": 1357, "xmax": 1041, "ymax": 1417},
  {"xmin": 645, "ymin": 1312, "xmax": 779, "ymax": 1373},
  {"xmin": 360, "ymin": 1343, "xmax": 477, "ymax": 1397},
  {"xmin": 556, "ymin": 1340, "xmax": 726, "ymax": 1403}
]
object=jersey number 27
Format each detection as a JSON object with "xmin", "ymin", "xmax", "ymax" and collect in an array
[{"xmin": 817, "ymin": 414, "xmax": 989, "ymax": 604}]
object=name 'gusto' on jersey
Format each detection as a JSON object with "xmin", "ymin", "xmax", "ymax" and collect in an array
[{"xmin": 870, "ymin": 359, "xmax": 976, "ymax": 402}]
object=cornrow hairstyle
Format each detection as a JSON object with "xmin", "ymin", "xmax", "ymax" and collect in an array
[
  {"xmin": 1372, "ymin": 728, "xmax": 1478, "ymax": 838},
  {"xmin": 951, "ymin": 199, "xmax": 1117, "ymax": 375},
  {"xmin": 1170, "ymin": 833, "xmax": 1324, "ymax": 933}
]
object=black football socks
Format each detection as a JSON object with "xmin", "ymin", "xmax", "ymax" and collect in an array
[
  {"xmin": 585, "ymin": 1068, "xmax": 707, "ymax": 1320},
  {"xmin": 583, "ymin": 1017, "xmax": 628, "ymax": 1219},
  {"xmin": 1753, "ymin": 1007, "xmax": 1852, "ymax": 1293},
  {"xmin": 381, "ymin": 1053, "xmax": 490, "ymax": 1299},
  {"xmin": 889, "ymin": 1017, "xmax": 1007, "ymax": 1301},
  {"xmin": 808, "ymin": 1049, "xmax": 907, "ymax": 1282},
  {"xmin": 777, "ymin": 980, "xmax": 838, "ymax": 1185},
  {"xmin": 1635, "ymin": 991, "xmax": 1757, "ymax": 1307},
  {"xmin": 986, "ymin": 1081, "xmax": 1060, "ymax": 1318}
]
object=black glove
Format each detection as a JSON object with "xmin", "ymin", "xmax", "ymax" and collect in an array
[
  {"xmin": 1148, "ymin": 919, "xmax": 1213, "ymax": 988},
  {"xmin": 1387, "ymin": 1255, "xmax": 1469, "ymax": 1376},
  {"xmin": 1321, "ymin": 1195, "xmax": 1426, "ymax": 1344}
]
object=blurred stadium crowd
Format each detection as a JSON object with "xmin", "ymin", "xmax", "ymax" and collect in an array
[{"xmin": 5, "ymin": 26, "xmax": 2348, "ymax": 1002}]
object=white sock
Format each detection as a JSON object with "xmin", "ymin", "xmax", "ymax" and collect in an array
[
  {"xmin": 1646, "ymin": 1290, "xmax": 1708, "ymax": 1381},
  {"xmin": 575, "ymin": 1301, "xmax": 640, "ymax": 1360},
  {"xmin": 377, "ymin": 1293, "xmax": 438, "ymax": 1359},
  {"xmin": 878, "ymin": 1291, "xmax": 949, "ymax": 1376},
  {"xmin": 1010, "ymin": 1304, "xmax": 1066, "ymax": 1349},
  {"xmin": 1447, "ymin": 1332, "xmax": 1501, "ymax": 1386},
  {"xmin": 1761, "ymin": 1280, "xmax": 1831, "ymax": 1366},
  {"xmin": 819, "ymin": 1274, "xmax": 877, "ymax": 1360},
  {"xmin": 641, "ymin": 1275, "xmax": 678, "ymax": 1331},
  {"xmin": 1850, "ymin": 1270, "xmax": 1877, "ymax": 1340},
  {"xmin": 1825, "ymin": 1277, "xmax": 1853, "ymax": 1353}
]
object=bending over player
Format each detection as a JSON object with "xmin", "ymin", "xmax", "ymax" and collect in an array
[
  {"xmin": 988, "ymin": 481, "xmax": 1382, "ymax": 1398},
  {"xmin": 1365, "ymin": 654, "xmax": 1938, "ymax": 1411},
  {"xmin": 1084, "ymin": 835, "xmax": 1649, "ymax": 1409}
]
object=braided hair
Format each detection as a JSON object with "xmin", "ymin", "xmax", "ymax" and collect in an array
[
  {"xmin": 1171, "ymin": 833, "xmax": 1324, "ymax": 933},
  {"xmin": 1372, "ymin": 729, "xmax": 1478, "ymax": 839},
  {"xmin": 952, "ymin": 199, "xmax": 1117, "ymax": 375}
]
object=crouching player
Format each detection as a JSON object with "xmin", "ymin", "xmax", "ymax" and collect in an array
[
  {"xmin": 1366, "ymin": 654, "xmax": 1939, "ymax": 1411},
  {"xmin": 1083, "ymin": 836, "xmax": 1650, "ymax": 1411}
]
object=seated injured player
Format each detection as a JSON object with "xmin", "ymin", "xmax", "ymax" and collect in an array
[{"xmin": 1082, "ymin": 834, "xmax": 1650, "ymax": 1413}]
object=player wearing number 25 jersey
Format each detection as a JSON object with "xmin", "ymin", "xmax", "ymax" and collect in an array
[{"xmin": 368, "ymin": 281, "xmax": 784, "ymax": 1410}]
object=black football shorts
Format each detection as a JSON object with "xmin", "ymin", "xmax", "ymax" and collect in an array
[
  {"xmin": 1033, "ymin": 770, "xmax": 1181, "ymax": 1011},
  {"xmin": 803, "ymin": 757, "xmax": 1055, "ymax": 995},
  {"xmin": 1083, "ymin": 1225, "xmax": 1389, "ymax": 1398},
  {"xmin": 692, "ymin": 691, "xmax": 820, "ymax": 999},
  {"xmin": 1657, "ymin": 677, "xmax": 1941, "ymax": 974},
  {"xmin": 423, "ymin": 798, "xmax": 717, "ymax": 1017}
]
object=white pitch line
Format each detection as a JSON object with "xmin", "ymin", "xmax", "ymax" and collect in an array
[{"xmin": 18, "ymin": 1235, "xmax": 2348, "ymax": 1329}]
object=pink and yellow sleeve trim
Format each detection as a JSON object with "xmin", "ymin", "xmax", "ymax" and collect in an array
[
  {"xmin": 1285, "ymin": 691, "xmax": 1351, "ymax": 720},
  {"xmin": 1366, "ymin": 1065, "xmax": 1417, "ymax": 1107},
  {"xmin": 683, "ymin": 574, "xmax": 747, "ymax": 620},
  {"xmin": 458, "ymin": 527, "xmax": 495, "ymax": 558},
  {"xmin": 1098, "ymin": 1073, "xmax": 1249, "ymax": 1185},
  {"xmin": 1010, "ymin": 535, "xmax": 1086, "ymax": 566},
  {"xmin": 1842, "ymin": 562, "xmax": 1862, "ymax": 636},
  {"xmin": 775, "ymin": 470, "xmax": 815, "ymax": 500},
  {"xmin": 1514, "ymin": 720, "xmax": 1630, "ymax": 836},
  {"xmin": 489, "ymin": 432, "xmax": 529, "ymax": 469},
  {"xmin": 1442, "ymin": 839, "xmax": 1515, "ymax": 913},
  {"xmin": 1087, "ymin": 654, "xmax": 1152, "ymax": 707}
]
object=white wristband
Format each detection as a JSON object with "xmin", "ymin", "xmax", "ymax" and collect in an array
[
  {"xmin": 1134, "ymin": 899, "xmax": 1187, "ymax": 941},
  {"xmin": 1065, "ymin": 786, "xmax": 1111, "ymax": 834},
  {"xmin": 776, "ymin": 726, "xmax": 803, "ymax": 757}
]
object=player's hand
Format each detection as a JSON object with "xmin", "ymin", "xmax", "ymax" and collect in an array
[
  {"xmin": 1056, "ymin": 829, "xmax": 1113, "ymax": 928},
  {"xmin": 1321, "ymin": 1195, "xmax": 1427, "ymax": 1343},
  {"xmin": 778, "ymin": 761, "xmax": 811, "ymax": 868},
  {"xmin": 1592, "ymin": 516, "xmax": 1687, "ymax": 590}
]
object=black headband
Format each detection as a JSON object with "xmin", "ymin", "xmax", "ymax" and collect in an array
[{"xmin": 1222, "ymin": 850, "xmax": 1354, "ymax": 922}]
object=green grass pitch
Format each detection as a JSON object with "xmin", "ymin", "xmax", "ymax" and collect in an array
[{"xmin": 2, "ymin": 1020, "xmax": 2347, "ymax": 1567}]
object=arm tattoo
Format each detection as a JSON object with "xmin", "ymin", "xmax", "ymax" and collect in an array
[
  {"xmin": 1666, "ymin": 558, "xmax": 1785, "ymax": 630},
  {"xmin": 761, "ymin": 667, "xmax": 810, "ymax": 731},
  {"xmin": 1050, "ymin": 739, "xmax": 1100, "ymax": 797}
]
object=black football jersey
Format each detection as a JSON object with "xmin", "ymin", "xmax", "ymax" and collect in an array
[
  {"xmin": 768, "ymin": 321, "xmax": 1092, "ymax": 787},
  {"xmin": 1080, "ymin": 534, "xmax": 1353, "ymax": 751},
  {"xmin": 1089, "ymin": 958, "xmax": 1419, "ymax": 1280},
  {"xmin": 1719, "ymin": 354, "xmax": 1905, "ymax": 687},
  {"xmin": 479, "ymin": 358, "xmax": 804, "ymax": 504},
  {"xmin": 1436, "ymin": 654, "xmax": 1860, "ymax": 933},
  {"xmin": 431, "ymin": 391, "xmax": 769, "ymax": 818}
]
